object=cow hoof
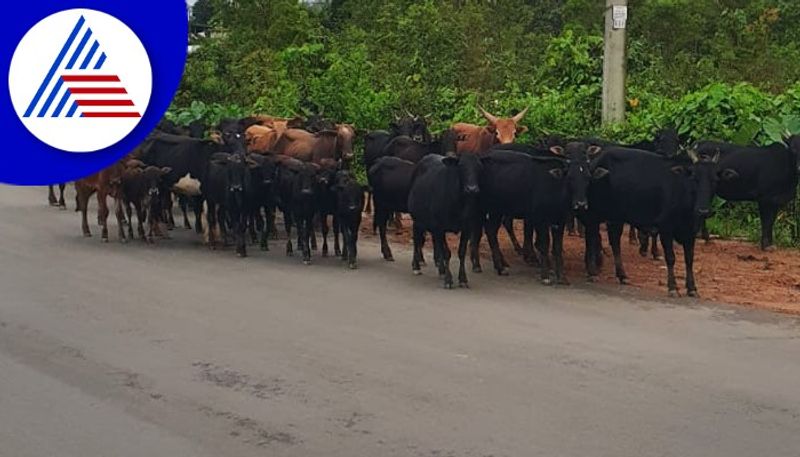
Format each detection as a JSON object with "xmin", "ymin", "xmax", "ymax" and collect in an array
[
  {"xmin": 459, "ymin": 282, "xmax": 469, "ymax": 289},
  {"xmin": 383, "ymin": 256, "xmax": 395, "ymax": 262},
  {"xmin": 443, "ymin": 282, "xmax": 454, "ymax": 290},
  {"xmin": 497, "ymin": 268, "xmax": 510, "ymax": 276},
  {"xmin": 83, "ymin": 233, "xmax": 92, "ymax": 238},
  {"xmin": 763, "ymin": 245, "xmax": 776, "ymax": 252},
  {"xmin": 120, "ymin": 238, "xmax": 128, "ymax": 245},
  {"xmin": 286, "ymin": 252, "xmax": 293, "ymax": 257},
  {"xmin": 322, "ymin": 252, "xmax": 328, "ymax": 258},
  {"xmin": 303, "ymin": 260, "xmax": 312, "ymax": 266},
  {"xmin": 688, "ymin": 289, "xmax": 699, "ymax": 298},
  {"xmin": 102, "ymin": 238, "xmax": 109, "ymax": 243},
  {"xmin": 59, "ymin": 205, "xmax": 67, "ymax": 211},
  {"xmin": 587, "ymin": 275, "xmax": 598, "ymax": 283},
  {"xmin": 237, "ymin": 253, "xmax": 246, "ymax": 258},
  {"xmin": 472, "ymin": 265, "xmax": 482, "ymax": 273},
  {"xmin": 668, "ymin": 289, "xmax": 680, "ymax": 298},
  {"xmin": 413, "ymin": 269, "xmax": 422, "ymax": 276},
  {"xmin": 348, "ymin": 263, "xmax": 358, "ymax": 270},
  {"xmin": 557, "ymin": 278, "xmax": 571, "ymax": 286},
  {"xmin": 618, "ymin": 277, "xmax": 629, "ymax": 285},
  {"xmin": 541, "ymin": 278, "xmax": 553, "ymax": 286}
]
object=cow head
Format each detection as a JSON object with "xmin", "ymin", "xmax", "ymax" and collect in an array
[
  {"xmin": 443, "ymin": 153, "xmax": 483, "ymax": 196},
  {"xmin": 336, "ymin": 124, "xmax": 356, "ymax": 162},
  {"xmin": 682, "ymin": 149, "xmax": 722, "ymax": 218},
  {"xmin": 334, "ymin": 170, "xmax": 365, "ymax": 213},
  {"xmin": 479, "ymin": 105, "xmax": 529, "ymax": 144},
  {"xmin": 390, "ymin": 114, "xmax": 431, "ymax": 144},
  {"xmin": 551, "ymin": 142, "xmax": 596, "ymax": 213},
  {"xmin": 218, "ymin": 118, "xmax": 247, "ymax": 155}
]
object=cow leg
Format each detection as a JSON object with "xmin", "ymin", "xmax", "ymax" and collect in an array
[
  {"xmin": 566, "ymin": 215, "xmax": 577, "ymax": 236},
  {"xmin": 391, "ymin": 212, "xmax": 404, "ymax": 233},
  {"xmin": 469, "ymin": 220, "xmax": 483, "ymax": 273},
  {"xmin": 650, "ymin": 233, "xmax": 661, "ymax": 260},
  {"xmin": 535, "ymin": 224, "xmax": 553, "ymax": 284},
  {"xmin": 248, "ymin": 213, "xmax": 258, "ymax": 245},
  {"xmin": 97, "ymin": 192, "xmax": 110, "ymax": 242},
  {"xmin": 683, "ymin": 236, "xmax": 698, "ymax": 297},
  {"xmin": 758, "ymin": 202, "xmax": 779, "ymax": 251},
  {"xmin": 411, "ymin": 222, "xmax": 425, "ymax": 275},
  {"xmin": 628, "ymin": 224, "xmax": 639, "ymax": 245},
  {"xmin": 320, "ymin": 214, "xmax": 330, "ymax": 257},
  {"xmin": 302, "ymin": 214, "xmax": 313, "ymax": 265},
  {"xmin": 207, "ymin": 202, "xmax": 219, "ymax": 249},
  {"xmin": 115, "ymin": 198, "xmax": 127, "ymax": 243},
  {"xmin": 125, "ymin": 201, "xmax": 135, "ymax": 240},
  {"xmin": 58, "ymin": 184, "xmax": 66, "ymax": 209},
  {"xmin": 437, "ymin": 232, "xmax": 454, "ymax": 289},
  {"xmin": 77, "ymin": 188, "xmax": 92, "ymax": 237},
  {"xmin": 165, "ymin": 193, "xmax": 176, "ymax": 230},
  {"xmin": 178, "ymin": 195, "xmax": 192, "ymax": 229},
  {"xmin": 310, "ymin": 215, "xmax": 318, "ymax": 251},
  {"xmin": 333, "ymin": 214, "xmax": 342, "ymax": 257},
  {"xmin": 660, "ymin": 234, "xmax": 679, "ymax": 297},
  {"xmin": 377, "ymin": 210, "xmax": 394, "ymax": 261},
  {"xmin": 583, "ymin": 221, "xmax": 600, "ymax": 280},
  {"xmin": 485, "ymin": 214, "xmax": 508, "ymax": 276},
  {"xmin": 259, "ymin": 207, "xmax": 270, "ymax": 251},
  {"xmin": 48, "ymin": 185, "xmax": 58, "ymax": 206},
  {"xmin": 134, "ymin": 201, "xmax": 147, "ymax": 242},
  {"xmin": 607, "ymin": 222, "xmax": 628, "ymax": 284},
  {"xmin": 457, "ymin": 229, "xmax": 470, "ymax": 288},
  {"xmin": 348, "ymin": 223, "xmax": 359, "ymax": 269},
  {"xmin": 503, "ymin": 217, "xmax": 523, "ymax": 255},
  {"xmin": 552, "ymin": 224, "xmax": 568, "ymax": 285},
  {"xmin": 364, "ymin": 192, "xmax": 372, "ymax": 214},
  {"xmin": 218, "ymin": 207, "xmax": 230, "ymax": 246},
  {"xmin": 522, "ymin": 219, "xmax": 539, "ymax": 267},
  {"xmin": 699, "ymin": 219, "xmax": 711, "ymax": 244},
  {"xmin": 284, "ymin": 210, "xmax": 294, "ymax": 256}
]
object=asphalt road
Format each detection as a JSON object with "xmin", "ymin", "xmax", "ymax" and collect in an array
[{"xmin": 1, "ymin": 184, "xmax": 800, "ymax": 457}]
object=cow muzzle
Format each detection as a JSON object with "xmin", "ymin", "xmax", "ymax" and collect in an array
[
  {"xmin": 573, "ymin": 201, "xmax": 588, "ymax": 211},
  {"xmin": 463, "ymin": 185, "xmax": 480, "ymax": 195},
  {"xmin": 300, "ymin": 188, "xmax": 314, "ymax": 196}
]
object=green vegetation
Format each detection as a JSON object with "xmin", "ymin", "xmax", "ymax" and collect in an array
[{"xmin": 173, "ymin": 0, "xmax": 800, "ymax": 246}]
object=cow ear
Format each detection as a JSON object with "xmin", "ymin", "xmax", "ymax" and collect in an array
[
  {"xmin": 550, "ymin": 146, "xmax": 564, "ymax": 156},
  {"xmin": 516, "ymin": 125, "xmax": 529, "ymax": 134},
  {"xmin": 442, "ymin": 156, "xmax": 458, "ymax": 167},
  {"xmin": 670, "ymin": 165, "xmax": 687, "ymax": 175},
  {"xmin": 548, "ymin": 168, "xmax": 564, "ymax": 179},
  {"xmin": 160, "ymin": 167, "xmax": 172, "ymax": 175},
  {"xmin": 587, "ymin": 145, "xmax": 602, "ymax": 157},
  {"xmin": 719, "ymin": 168, "xmax": 739, "ymax": 181},
  {"xmin": 592, "ymin": 167, "xmax": 610, "ymax": 180}
]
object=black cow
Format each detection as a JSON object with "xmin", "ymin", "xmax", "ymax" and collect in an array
[
  {"xmin": 204, "ymin": 153, "xmax": 256, "ymax": 257},
  {"xmin": 243, "ymin": 154, "xmax": 279, "ymax": 251},
  {"xmin": 407, "ymin": 154, "xmax": 483, "ymax": 289},
  {"xmin": 275, "ymin": 157, "xmax": 319, "ymax": 264},
  {"xmin": 363, "ymin": 115, "xmax": 432, "ymax": 213},
  {"xmin": 583, "ymin": 148, "xmax": 722, "ymax": 297},
  {"xmin": 315, "ymin": 160, "xmax": 341, "ymax": 258},
  {"xmin": 368, "ymin": 156, "xmax": 416, "ymax": 261},
  {"xmin": 477, "ymin": 143, "xmax": 595, "ymax": 284},
  {"xmin": 217, "ymin": 118, "xmax": 247, "ymax": 155},
  {"xmin": 334, "ymin": 170, "xmax": 366, "ymax": 269},
  {"xmin": 694, "ymin": 137, "xmax": 800, "ymax": 250}
]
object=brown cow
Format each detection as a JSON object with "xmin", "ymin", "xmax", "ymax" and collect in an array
[
  {"xmin": 453, "ymin": 106, "xmax": 529, "ymax": 154},
  {"xmin": 245, "ymin": 125, "xmax": 281, "ymax": 154},
  {"xmin": 273, "ymin": 127, "xmax": 355, "ymax": 163},
  {"xmin": 74, "ymin": 160, "xmax": 128, "ymax": 242}
]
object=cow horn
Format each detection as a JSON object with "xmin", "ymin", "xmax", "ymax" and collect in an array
[
  {"xmin": 405, "ymin": 109, "xmax": 414, "ymax": 119},
  {"xmin": 687, "ymin": 148, "xmax": 700, "ymax": 163},
  {"xmin": 512, "ymin": 106, "xmax": 530, "ymax": 123},
  {"xmin": 478, "ymin": 105, "xmax": 498, "ymax": 124},
  {"xmin": 712, "ymin": 149, "xmax": 721, "ymax": 163}
]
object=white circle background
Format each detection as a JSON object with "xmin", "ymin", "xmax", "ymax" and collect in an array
[{"xmin": 8, "ymin": 9, "xmax": 152, "ymax": 153}]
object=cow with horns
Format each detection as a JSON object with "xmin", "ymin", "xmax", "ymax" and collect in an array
[{"xmin": 452, "ymin": 106, "xmax": 529, "ymax": 155}]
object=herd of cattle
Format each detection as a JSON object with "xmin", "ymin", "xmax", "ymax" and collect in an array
[{"xmin": 47, "ymin": 106, "xmax": 800, "ymax": 297}]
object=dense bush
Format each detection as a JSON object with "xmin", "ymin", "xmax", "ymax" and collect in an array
[{"xmin": 174, "ymin": 0, "xmax": 800, "ymax": 246}]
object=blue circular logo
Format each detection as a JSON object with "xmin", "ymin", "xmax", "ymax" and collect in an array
[{"xmin": 1, "ymin": 0, "xmax": 187, "ymax": 185}]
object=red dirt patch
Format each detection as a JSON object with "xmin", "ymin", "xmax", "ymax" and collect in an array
[{"xmin": 361, "ymin": 214, "xmax": 800, "ymax": 315}]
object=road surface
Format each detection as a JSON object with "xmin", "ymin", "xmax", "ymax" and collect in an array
[{"xmin": 1, "ymin": 184, "xmax": 799, "ymax": 457}]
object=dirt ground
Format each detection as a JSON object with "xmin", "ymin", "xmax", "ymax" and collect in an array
[{"xmin": 360, "ymin": 214, "xmax": 800, "ymax": 315}]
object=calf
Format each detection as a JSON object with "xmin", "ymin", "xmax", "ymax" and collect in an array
[
  {"xmin": 584, "ymin": 148, "xmax": 722, "ymax": 297},
  {"xmin": 204, "ymin": 153, "xmax": 256, "ymax": 257},
  {"xmin": 118, "ymin": 161, "xmax": 172, "ymax": 242},
  {"xmin": 408, "ymin": 154, "xmax": 483, "ymax": 289},
  {"xmin": 694, "ymin": 137, "xmax": 799, "ymax": 250},
  {"xmin": 75, "ymin": 161, "xmax": 127, "ymax": 242},
  {"xmin": 275, "ymin": 157, "xmax": 319, "ymax": 264},
  {"xmin": 315, "ymin": 159, "xmax": 341, "ymax": 258},
  {"xmin": 334, "ymin": 170, "xmax": 366, "ymax": 269}
]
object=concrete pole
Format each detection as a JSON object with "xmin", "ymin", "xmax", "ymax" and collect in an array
[{"xmin": 602, "ymin": 0, "xmax": 627, "ymax": 125}]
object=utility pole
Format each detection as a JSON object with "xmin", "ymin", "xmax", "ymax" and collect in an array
[{"xmin": 602, "ymin": 0, "xmax": 627, "ymax": 125}]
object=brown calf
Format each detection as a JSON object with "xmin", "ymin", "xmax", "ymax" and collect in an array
[{"xmin": 74, "ymin": 160, "xmax": 127, "ymax": 242}]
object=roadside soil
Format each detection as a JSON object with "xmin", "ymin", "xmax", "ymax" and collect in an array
[{"xmin": 360, "ymin": 214, "xmax": 800, "ymax": 315}]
